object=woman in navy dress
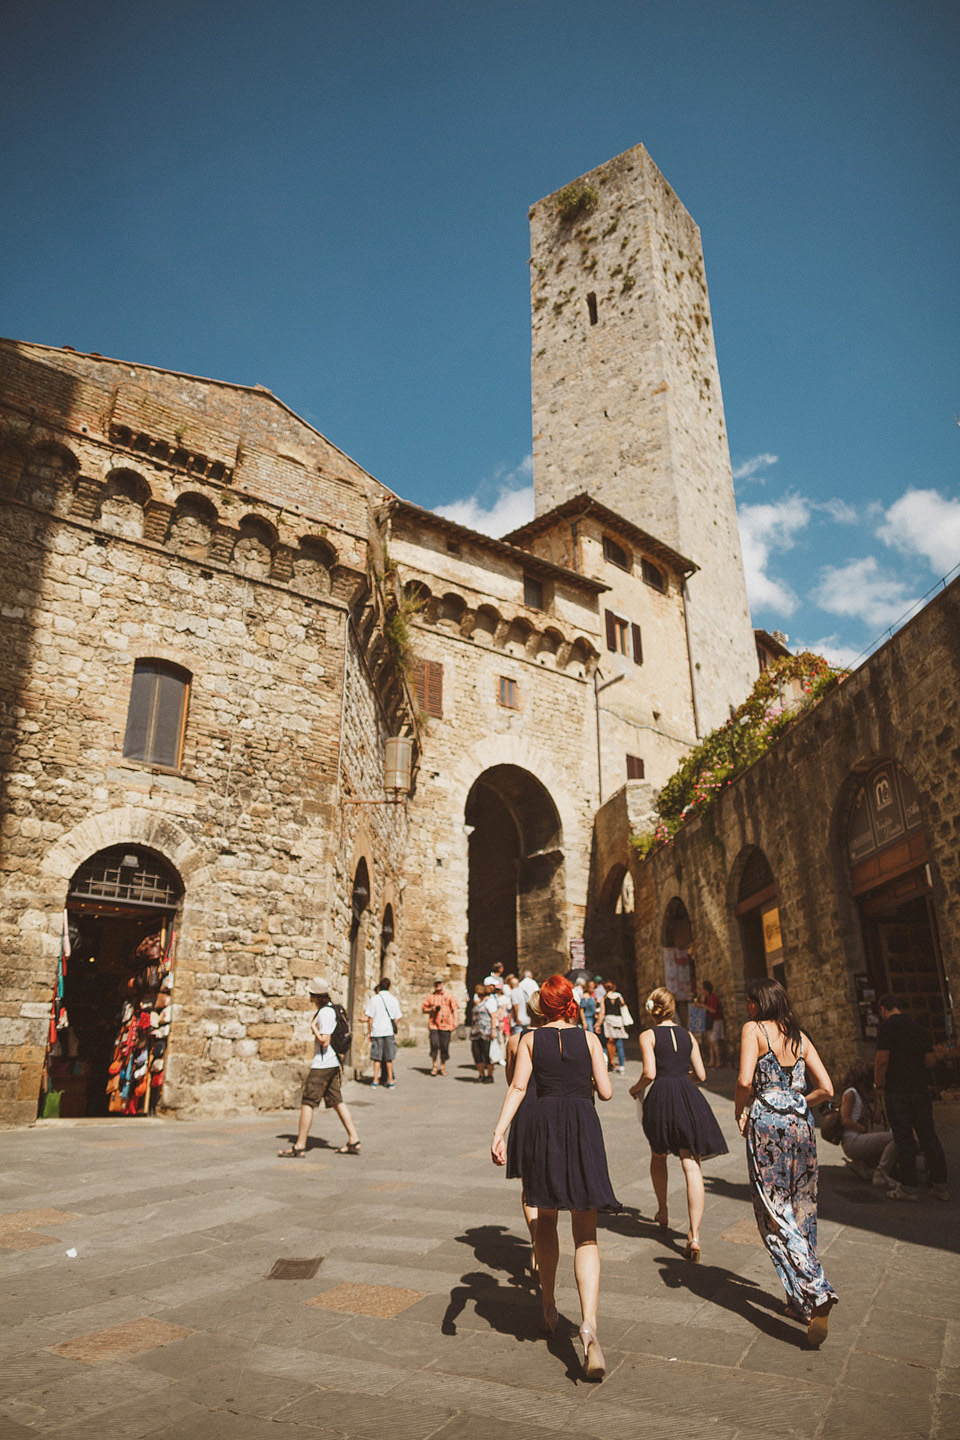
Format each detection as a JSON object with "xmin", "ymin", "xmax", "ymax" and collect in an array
[
  {"xmin": 493, "ymin": 974, "xmax": 617, "ymax": 1380},
  {"xmin": 735, "ymin": 978, "xmax": 838, "ymax": 1348},
  {"xmin": 630, "ymin": 987, "xmax": 727, "ymax": 1261}
]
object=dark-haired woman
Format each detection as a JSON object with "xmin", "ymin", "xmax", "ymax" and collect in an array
[
  {"xmin": 735, "ymin": 978, "xmax": 838, "ymax": 1348},
  {"xmin": 492, "ymin": 973, "xmax": 618, "ymax": 1380},
  {"xmin": 838, "ymin": 1060, "xmax": 896, "ymax": 1189}
]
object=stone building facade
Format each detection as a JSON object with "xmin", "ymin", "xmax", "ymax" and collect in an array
[
  {"xmin": 607, "ymin": 578, "xmax": 960, "ymax": 1075},
  {"xmin": 0, "ymin": 143, "xmax": 769, "ymax": 1121}
]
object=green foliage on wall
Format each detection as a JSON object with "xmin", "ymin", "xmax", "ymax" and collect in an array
[
  {"xmin": 555, "ymin": 183, "xmax": 599, "ymax": 221},
  {"xmin": 631, "ymin": 652, "xmax": 844, "ymax": 856}
]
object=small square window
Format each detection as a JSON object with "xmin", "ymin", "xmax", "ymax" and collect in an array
[
  {"xmin": 602, "ymin": 535, "xmax": 630, "ymax": 571},
  {"xmin": 523, "ymin": 575, "xmax": 544, "ymax": 610},
  {"xmin": 498, "ymin": 676, "xmax": 519, "ymax": 709},
  {"xmin": 641, "ymin": 558, "xmax": 666, "ymax": 592},
  {"xmin": 626, "ymin": 755, "xmax": 645, "ymax": 780}
]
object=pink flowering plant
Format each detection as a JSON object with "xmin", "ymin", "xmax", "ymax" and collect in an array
[{"xmin": 630, "ymin": 652, "xmax": 843, "ymax": 858}]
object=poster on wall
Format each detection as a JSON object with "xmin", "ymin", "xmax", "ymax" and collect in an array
[{"xmin": 663, "ymin": 947, "xmax": 693, "ymax": 1001}]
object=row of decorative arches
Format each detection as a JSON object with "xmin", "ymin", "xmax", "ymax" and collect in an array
[
  {"xmin": 4, "ymin": 439, "xmax": 350, "ymax": 600},
  {"xmin": 404, "ymin": 579, "xmax": 600, "ymax": 677}
]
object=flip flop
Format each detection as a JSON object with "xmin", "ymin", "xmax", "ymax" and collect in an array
[
  {"xmin": 335, "ymin": 1141, "xmax": 361, "ymax": 1155},
  {"xmin": 278, "ymin": 1146, "xmax": 306, "ymax": 1158}
]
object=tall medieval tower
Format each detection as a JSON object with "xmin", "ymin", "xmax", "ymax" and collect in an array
[{"xmin": 529, "ymin": 144, "xmax": 757, "ymax": 733}]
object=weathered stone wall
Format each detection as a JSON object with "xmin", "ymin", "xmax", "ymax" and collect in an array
[
  {"xmin": 618, "ymin": 579, "xmax": 960, "ymax": 1078},
  {"xmin": 529, "ymin": 144, "xmax": 757, "ymax": 732},
  {"xmin": 0, "ymin": 341, "xmax": 409, "ymax": 1122}
]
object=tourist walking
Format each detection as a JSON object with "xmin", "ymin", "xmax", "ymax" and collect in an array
[
  {"xmin": 492, "ymin": 974, "xmax": 618, "ymax": 1380},
  {"xmin": 469, "ymin": 983, "xmax": 495, "ymax": 1083},
  {"xmin": 597, "ymin": 980, "xmax": 629, "ymax": 1073},
  {"xmin": 364, "ymin": 978, "xmax": 401, "ymax": 1089},
  {"xmin": 735, "ymin": 978, "xmax": 837, "ymax": 1347},
  {"xmin": 629, "ymin": 987, "xmax": 727, "ymax": 1261},
  {"xmin": 702, "ymin": 981, "xmax": 725, "ymax": 1068},
  {"xmin": 579, "ymin": 980, "xmax": 600, "ymax": 1035},
  {"xmin": 838, "ymin": 1059, "xmax": 896, "ymax": 1188},
  {"xmin": 875, "ymin": 994, "xmax": 948, "ymax": 1202},
  {"xmin": 504, "ymin": 989, "xmax": 545, "ymax": 1274},
  {"xmin": 422, "ymin": 977, "xmax": 459, "ymax": 1077},
  {"xmin": 279, "ymin": 978, "xmax": 361, "ymax": 1156}
]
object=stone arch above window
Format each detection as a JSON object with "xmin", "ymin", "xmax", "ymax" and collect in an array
[
  {"xmin": 97, "ymin": 468, "xmax": 151, "ymax": 540},
  {"xmin": 472, "ymin": 604, "xmax": 501, "ymax": 646},
  {"xmin": 17, "ymin": 441, "xmax": 79, "ymax": 510},
  {"xmin": 437, "ymin": 591, "xmax": 467, "ymax": 631},
  {"xmin": 233, "ymin": 514, "xmax": 277, "ymax": 579},
  {"xmin": 292, "ymin": 535, "xmax": 336, "ymax": 597},
  {"xmin": 536, "ymin": 627, "xmax": 564, "ymax": 665},
  {"xmin": 168, "ymin": 492, "xmax": 218, "ymax": 557},
  {"xmin": 565, "ymin": 636, "xmax": 594, "ymax": 677},
  {"xmin": 504, "ymin": 617, "xmax": 533, "ymax": 656}
]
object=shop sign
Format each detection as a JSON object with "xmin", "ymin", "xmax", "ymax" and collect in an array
[
  {"xmin": 663, "ymin": 947, "xmax": 693, "ymax": 1000},
  {"xmin": 761, "ymin": 905, "xmax": 782, "ymax": 956}
]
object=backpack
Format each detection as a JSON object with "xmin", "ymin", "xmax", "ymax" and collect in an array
[
  {"xmin": 820, "ymin": 1105, "xmax": 843, "ymax": 1145},
  {"xmin": 330, "ymin": 1003, "xmax": 352, "ymax": 1059}
]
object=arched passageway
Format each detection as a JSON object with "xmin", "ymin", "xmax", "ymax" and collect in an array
[
  {"xmin": 465, "ymin": 765, "xmax": 564, "ymax": 992},
  {"xmin": 348, "ymin": 859, "xmax": 370, "ymax": 1031},
  {"xmin": 845, "ymin": 761, "xmax": 949, "ymax": 1042},
  {"xmin": 734, "ymin": 847, "xmax": 783, "ymax": 988},
  {"xmin": 42, "ymin": 845, "xmax": 183, "ymax": 1118},
  {"xmin": 585, "ymin": 863, "xmax": 635, "ymax": 994},
  {"xmin": 662, "ymin": 896, "xmax": 695, "ymax": 1010}
]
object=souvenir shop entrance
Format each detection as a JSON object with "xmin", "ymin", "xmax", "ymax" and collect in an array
[{"xmin": 39, "ymin": 846, "xmax": 182, "ymax": 1119}]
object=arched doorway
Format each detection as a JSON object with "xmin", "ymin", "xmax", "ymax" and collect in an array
[
  {"xmin": 465, "ymin": 765, "xmax": 564, "ymax": 992},
  {"xmin": 845, "ymin": 761, "xmax": 949, "ymax": 1042},
  {"xmin": 662, "ymin": 896, "xmax": 695, "ymax": 1019},
  {"xmin": 586, "ymin": 864, "xmax": 635, "ymax": 994},
  {"xmin": 734, "ymin": 848, "xmax": 784, "ymax": 987},
  {"xmin": 42, "ymin": 845, "xmax": 183, "ymax": 1118},
  {"xmin": 348, "ymin": 859, "xmax": 371, "ymax": 1031}
]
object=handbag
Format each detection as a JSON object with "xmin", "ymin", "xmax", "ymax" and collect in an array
[{"xmin": 620, "ymin": 1004, "xmax": 634, "ymax": 1028}]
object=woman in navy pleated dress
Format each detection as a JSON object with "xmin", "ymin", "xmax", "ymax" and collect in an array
[
  {"xmin": 629, "ymin": 987, "xmax": 727, "ymax": 1261},
  {"xmin": 492, "ymin": 974, "xmax": 617, "ymax": 1380},
  {"xmin": 735, "ymin": 978, "xmax": 838, "ymax": 1348}
]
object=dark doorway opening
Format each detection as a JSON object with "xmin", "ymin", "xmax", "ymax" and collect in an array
[
  {"xmin": 734, "ymin": 848, "xmax": 782, "ymax": 988},
  {"xmin": 465, "ymin": 765, "xmax": 564, "ymax": 994},
  {"xmin": 43, "ymin": 846, "xmax": 182, "ymax": 1118}
]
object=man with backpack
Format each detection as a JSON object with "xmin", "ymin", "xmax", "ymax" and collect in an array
[{"xmin": 279, "ymin": 978, "xmax": 361, "ymax": 1156}]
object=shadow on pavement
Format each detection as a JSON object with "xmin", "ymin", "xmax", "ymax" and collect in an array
[{"xmin": 653, "ymin": 1251, "xmax": 810, "ymax": 1347}]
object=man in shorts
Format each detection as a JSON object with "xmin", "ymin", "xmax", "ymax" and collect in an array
[
  {"xmin": 364, "ymin": 977, "xmax": 402, "ymax": 1088},
  {"xmin": 422, "ymin": 976, "xmax": 459, "ymax": 1076},
  {"xmin": 279, "ymin": 978, "xmax": 361, "ymax": 1156}
]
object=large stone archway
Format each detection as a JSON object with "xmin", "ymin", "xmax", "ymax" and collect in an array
[{"xmin": 465, "ymin": 764, "xmax": 565, "ymax": 990}]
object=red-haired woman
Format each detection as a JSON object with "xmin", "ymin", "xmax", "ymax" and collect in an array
[{"xmin": 492, "ymin": 973, "xmax": 618, "ymax": 1380}]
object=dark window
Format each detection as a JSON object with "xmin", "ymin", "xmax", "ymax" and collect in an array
[
  {"xmin": 602, "ymin": 535, "xmax": 630, "ymax": 570},
  {"xmin": 586, "ymin": 292, "xmax": 598, "ymax": 325},
  {"xmin": 412, "ymin": 659, "xmax": 443, "ymax": 718},
  {"xmin": 498, "ymin": 676, "xmax": 519, "ymax": 709},
  {"xmin": 604, "ymin": 610, "xmax": 629, "ymax": 656},
  {"xmin": 626, "ymin": 755, "xmax": 645, "ymax": 780},
  {"xmin": 631, "ymin": 622, "xmax": 644, "ymax": 666},
  {"xmin": 123, "ymin": 660, "xmax": 190, "ymax": 768},
  {"xmin": 523, "ymin": 575, "xmax": 544, "ymax": 610},
  {"xmin": 641, "ymin": 558, "xmax": 666, "ymax": 592},
  {"xmin": 446, "ymin": 540, "xmax": 461, "ymax": 555}
]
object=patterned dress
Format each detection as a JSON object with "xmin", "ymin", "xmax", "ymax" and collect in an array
[{"xmin": 745, "ymin": 1023, "xmax": 838, "ymax": 1319}]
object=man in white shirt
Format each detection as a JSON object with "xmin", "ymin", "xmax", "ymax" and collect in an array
[
  {"xmin": 279, "ymin": 978, "xmax": 361, "ymax": 1157},
  {"xmin": 518, "ymin": 969, "xmax": 538, "ymax": 1008},
  {"xmin": 364, "ymin": 978, "xmax": 402, "ymax": 1088}
]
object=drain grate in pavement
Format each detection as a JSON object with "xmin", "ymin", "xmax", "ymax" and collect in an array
[{"xmin": 268, "ymin": 1256, "xmax": 324, "ymax": 1280}]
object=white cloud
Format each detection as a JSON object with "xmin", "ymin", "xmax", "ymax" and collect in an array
[
  {"xmin": 816, "ymin": 498, "xmax": 859, "ymax": 524},
  {"xmin": 877, "ymin": 487, "xmax": 960, "ymax": 576},
  {"xmin": 816, "ymin": 556, "xmax": 918, "ymax": 628},
  {"xmin": 732, "ymin": 452, "xmax": 778, "ymax": 482},
  {"xmin": 737, "ymin": 494, "xmax": 810, "ymax": 616},
  {"xmin": 434, "ymin": 455, "xmax": 535, "ymax": 538},
  {"xmin": 795, "ymin": 634, "xmax": 863, "ymax": 669}
]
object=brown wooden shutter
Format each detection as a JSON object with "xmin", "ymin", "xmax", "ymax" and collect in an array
[
  {"xmin": 123, "ymin": 665, "xmax": 154, "ymax": 761},
  {"xmin": 411, "ymin": 659, "xmax": 426, "ymax": 712},
  {"xmin": 631, "ymin": 623, "xmax": 644, "ymax": 665},
  {"xmin": 605, "ymin": 610, "xmax": 617, "ymax": 652},
  {"xmin": 425, "ymin": 660, "xmax": 443, "ymax": 718},
  {"xmin": 626, "ymin": 754, "xmax": 645, "ymax": 780}
]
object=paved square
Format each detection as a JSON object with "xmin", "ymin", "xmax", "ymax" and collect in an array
[{"xmin": 1, "ymin": 1046, "xmax": 957, "ymax": 1438}]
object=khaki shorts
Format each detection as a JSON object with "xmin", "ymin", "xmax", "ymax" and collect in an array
[{"xmin": 302, "ymin": 1066, "xmax": 342, "ymax": 1109}]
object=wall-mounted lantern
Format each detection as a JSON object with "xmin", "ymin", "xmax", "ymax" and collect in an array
[{"xmin": 384, "ymin": 736, "xmax": 414, "ymax": 796}]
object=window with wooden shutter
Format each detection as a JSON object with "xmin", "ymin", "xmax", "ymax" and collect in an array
[
  {"xmin": 641, "ymin": 558, "xmax": 666, "ymax": 592},
  {"xmin": 626, "ymin": 754, "xmax": 645, "ymax": 780},
  {"xmin": 631, "ymin": 623, "xmax": 644, "ymax": 665},
  {"xmin": 602, "ymin": 535, "xmax": 630, "ymax": 570},
  {"xmin": 605, "ymin": 610, "xmax": 629, "ymax": 656},
  {"xmin": 412, "ymin": 659, "xmax": 443, "ymax": 718},
  {"xmin": 498, "ymin": 676, "xmax": 519, "ymax": 709},
  {"xmin": 523, "ymin": 574, "xmax": 544, "ymax": 610},
  {"xmin": 123, "ymin": 660, "xmax": 190, "ymax": 768}
]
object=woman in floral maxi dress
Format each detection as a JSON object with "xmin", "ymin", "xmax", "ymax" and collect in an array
[{"xmin": 735, "ymin": 978, "xmax": 838, "ymax": 1349}]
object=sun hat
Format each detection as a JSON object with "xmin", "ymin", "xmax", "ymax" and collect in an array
[{"xmin": 307, "ymin": 977, "xmax": 331, "ymax": 996}]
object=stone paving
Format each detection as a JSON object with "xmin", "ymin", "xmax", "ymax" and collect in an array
[{"xmin": 1, "ymin": 1046, "xmax": 958, "ymax": 1439}]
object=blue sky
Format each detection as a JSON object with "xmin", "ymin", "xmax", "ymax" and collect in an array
[{"xmin": 2, "ymin": 0, "xmax": 958, "ymax": 665}]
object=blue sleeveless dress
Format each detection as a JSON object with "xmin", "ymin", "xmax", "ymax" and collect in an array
[
  {"xmin": 641, "ymin": 1025, "xmax": 728, "ymax": 1159},
  {"xmin": 512, "ymin": 1027, "xmax": 619, "ymax": 1212},
  {"xmin": 745, "ymin": 1024, "xmax": 838, "ymax": 1319}
]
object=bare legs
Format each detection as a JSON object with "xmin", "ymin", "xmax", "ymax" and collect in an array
[
  {"xmin": 534, "ymin": 1208, "xmax": 560, "ymax": 1328},
  {"xmin": 521, "ymin": 1191, "xmax": 539, "ymax": 1273},
  {"xmin": 650, "ymin": 1151, "xmax": 669, "ymax": 1225},
  {"xmin": 292, "ymin": 1102, "xmax": 314, "ymax": 1152},
  {"xmin": 571, "ymin": 1208, "xmax": 600, "ymax": 1333}
]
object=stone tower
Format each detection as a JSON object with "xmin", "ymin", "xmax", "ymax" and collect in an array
[{"xmin": 529, "ymin": 143, "xmax": 757, "ymax": 732}]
